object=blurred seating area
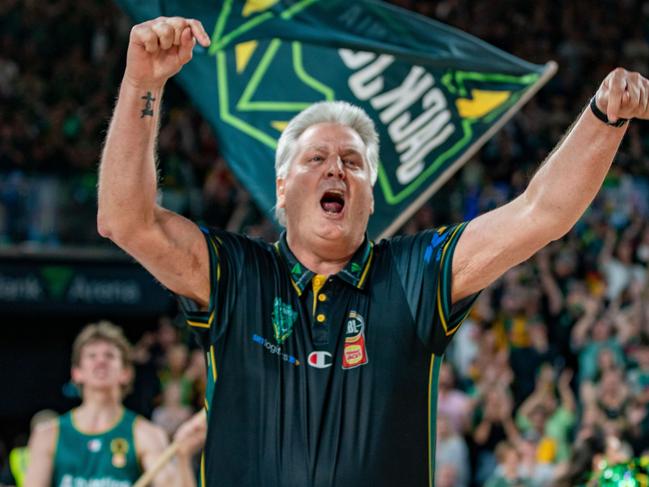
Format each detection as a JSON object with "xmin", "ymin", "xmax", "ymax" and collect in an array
[{"xmin": 1, "ymin": 0, "xmax": 648, "ymax": 246}]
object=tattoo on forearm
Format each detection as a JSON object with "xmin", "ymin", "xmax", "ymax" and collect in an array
[{"xmin": 140, "ymin": 92, "xmax": 155, "ymax": 118}]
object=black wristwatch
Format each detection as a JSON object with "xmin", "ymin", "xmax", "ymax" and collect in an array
[{"xmin": 590, "ymin": 96, "xmax": 628, "ymax": 127}]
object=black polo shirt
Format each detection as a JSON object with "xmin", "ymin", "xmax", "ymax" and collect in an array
[{"xmin": 179, "ymin": 223, "xmax": 478, "ymax": 487}]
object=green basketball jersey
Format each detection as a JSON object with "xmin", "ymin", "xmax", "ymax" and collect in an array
[{"xmin": 52, "ymin": 408, "xmax": 142, "ymax": 487}]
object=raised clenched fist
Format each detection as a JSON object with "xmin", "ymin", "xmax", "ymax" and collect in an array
[
  {"xmin": 124, "ymin": 17, "xmax": 211, "ymax": 89},
  {"xmin": 595, "ymin": 68, "xmax": 649, "ymax": 123}
]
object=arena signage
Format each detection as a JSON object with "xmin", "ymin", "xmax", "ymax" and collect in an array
[{"xmin": 0, "ymin": 260, "xmax": 173, "ymax": 314}]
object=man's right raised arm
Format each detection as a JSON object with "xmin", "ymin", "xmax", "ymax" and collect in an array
[{"xmin": 97, "ymin": 17, "xmax": 212, "ymax": 307}]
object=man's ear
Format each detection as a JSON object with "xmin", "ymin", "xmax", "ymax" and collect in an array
[
  {"xmin": 120, "ymin": 366, "xmax": 133, "ymax": 390},
  {"xmin": 276, "ymin": 178, "xmax": 286, "ymax": 209},
  {"xmin": 370, "ymin": 191, "xmax": 374, "ymax": 215},
  {"xmin": 71, "ymin": 366, "xmax": 82, "ymax": 385}
]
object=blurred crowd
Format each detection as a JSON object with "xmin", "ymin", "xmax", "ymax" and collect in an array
[
  {"xmin": 1, "ymin": 0, "xmax": 649, "ymax": 245},
  {"xmin": 2, "ymin": 0, "xmax": 649, "ymax": 485},
  {"xmin": 0, "ymin": 0, "xmax": 273, "ymax": 246}
]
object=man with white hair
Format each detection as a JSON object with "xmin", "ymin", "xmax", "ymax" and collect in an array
[{"xmin": 97, "ymin": 16, "xmax": 649, "ymax": 487}]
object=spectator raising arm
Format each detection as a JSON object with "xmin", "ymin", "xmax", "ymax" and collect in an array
[
  {"xmin": 97, "ymin": 17, "xmax": 212, "ymax": 306},
  {"xmin": 570, "ymin": 295, "xmax": 601, "ymax": 351},
  {"xmin": 536, "ymin": 248, "xmax": 564, "ymax": 316},
  {"xmin": 557, "ymin": 368, "xmax": 576, "ymax": 414}
]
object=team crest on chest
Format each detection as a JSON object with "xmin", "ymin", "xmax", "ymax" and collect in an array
[
  {"xmin": 342, "ymin": 311, "xmax": 369, "ymax": 369},
  {"xmin": 272, "ymin": 297, "xmax": 297, "ymax": 344},
  {"xmin": 110, "ymin": 438, "xmax": 129, "ymax": 468}
]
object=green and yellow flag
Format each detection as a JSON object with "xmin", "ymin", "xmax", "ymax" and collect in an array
[{"xmin": 117, "ymin": 0, "xmax": 556, "ymax": 238}]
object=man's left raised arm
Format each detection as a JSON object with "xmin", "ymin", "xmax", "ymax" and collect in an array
[{"xmin": 451, "ymin": 68, "xmax": 648, "ymax": 303}]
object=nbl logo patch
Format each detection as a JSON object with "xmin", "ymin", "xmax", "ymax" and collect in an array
[{"xmin": 342, "ymin": 311, "xmax": 369, "ymax": 369}]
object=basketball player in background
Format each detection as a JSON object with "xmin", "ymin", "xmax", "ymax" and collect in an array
[{"xmin": 25, "ymin": 321, "xmax": 197, "ymax": 487}]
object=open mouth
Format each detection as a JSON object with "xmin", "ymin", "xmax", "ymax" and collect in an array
[{"xmin": 320, "ymin": 190, "xmax": 345, "ymax": 215}]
